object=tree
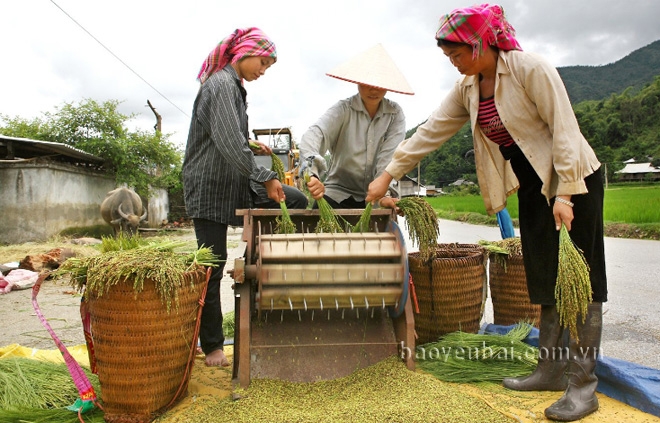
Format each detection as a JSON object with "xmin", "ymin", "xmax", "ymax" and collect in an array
[
  {"xmin": 406, "ymin": 121, "xmax": 476, "ymax": 186},
  {"xmin": 0, "ymin": 99, "xmax": 182, "ymax": 198},
  {"xmin": 0, "ymin": 115, "xmax": 50, "ymax": 139}
]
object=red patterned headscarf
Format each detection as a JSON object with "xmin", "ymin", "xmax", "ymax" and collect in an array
[
  {"xmin": 435, "ymin": 4, "xmax": 521, "ymax": 58},
  {"xmin": 197, "ymin": 27, "xmax": 277, "ymax": 84}
]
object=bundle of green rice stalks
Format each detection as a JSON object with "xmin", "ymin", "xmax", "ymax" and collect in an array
[
  {"xmin": 315, "ymin": 197, "xmax": 344, "ymax": 233},
  {"xmin": 275, "ymin": 201, "xmax": 296, "ymax": 234},
  {"xmin": 396, "ymin": 197, "xmax": 439, "ymax": 261},
  {"xmin": 0, "ymin": 358, "xmax": 101, "ymax": 410},
  {"xmin": 0, "ymin": 357, "xmax": 105, "ymax": 423},
  {"xmin": 298, "ymin": 167, "xmax": 344, "ymax": 232},
  {"xmin": 556, "ymin": 223, "xmax": 592, "ymax": 341},
  {"xmin": 58, "ymin": 239, "xmax": 220, "ymax": 312},
  {"xmin": 478, "ymin": 237, "xmax": 522, "ymax": 256},
  {"xmin": 417, "ymin": 323, "xmax": 538, "ymax": 383},
  {"xmin": 99, "ymin": 234, "xmax": 201, "ymax": 255},
  {"xmin": 270, "ymin": 154, "xmax": 286, "ymax": 182},
  {"xmin": 479, "ymin": 237, "xmax": 522, "ymax": 269},
  {"xmin": 351, "ymin": 202, "xmax": 373, "ymax": 233},
  {"xmin": 98, "ymin": 231, "xmax": 148, "ymax": 253},
  {"xmin": 249, "ymin": 141, "xmax": 286, "ymax": 181},
  {"xmin": 0, "ymin": 407, "xmax": 106, "ymax": 423},
  {"xmin": 223, "ymin": 311, "xmax": 235, "ymax": 338}
]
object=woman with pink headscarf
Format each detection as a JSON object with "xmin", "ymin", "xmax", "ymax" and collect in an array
[
  {"xmin": 183, "ymin": 27, "xmax": 306, "ymax": 368},
  {"xmin": 366, "ymin": 5, "xmax": 606, "ymax": 421}
]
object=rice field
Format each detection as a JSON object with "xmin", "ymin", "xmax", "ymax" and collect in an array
[
  {"xmin": 602, "ymin": 185, "xmax": 660, "ymax": 223},
  {"xmin": 426, "ymin": 184, "xmax": 660, "ymax": 224}
]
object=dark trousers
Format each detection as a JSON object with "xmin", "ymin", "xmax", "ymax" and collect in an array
[
  {"xmin": 192, "ymin": 218, "xmax": 227, "ymax": 354},
  {"xmin": 502, "ymin": 144, "xmax": 607, "ymax": 304},
  {"xmin": 313, "ymin": 195, "xmax": 366, "ymax": 209},
  {"xmin": 252, "ymin": 184, "xmax": 309, "ymax": 209}
]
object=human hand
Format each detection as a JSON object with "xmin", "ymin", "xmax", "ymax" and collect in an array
[
  {"xmin": 300, "ymin": 155, "xmax": 328, "ymax": 179},
  {"xmin": 553, "ymin": 196, "xmax": 574, "ymax": 231},
  {"xmin": 306, "ymin": 176, "xmax": 325, "ymax": 200},
  {"xmin": 366, "ymin": 172, "xmax": 394, "ymax": 203},
  {"xmin": 249, "ymin": 140, "xmax": 272, "ymax": 156},
  {"xmin": 378, "ymin": 197, "xmax": 403, "ymax": 216},
  {"xmin": 264, "ymin": 179, "xmax": 285, "ymax": 203}
]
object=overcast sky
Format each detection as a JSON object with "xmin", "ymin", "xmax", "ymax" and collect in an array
[{"xmin": 2, "ymin": 0, "xmax": 660, "ymax": 150}]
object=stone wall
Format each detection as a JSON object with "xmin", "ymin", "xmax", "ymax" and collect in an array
[
  {"xmin": 0, "ymin": 160, "xmax": 115, "ymax": 243},
  {"xmin": 1, "ymin": 160, "xmax": 172, "ymax": 244}
]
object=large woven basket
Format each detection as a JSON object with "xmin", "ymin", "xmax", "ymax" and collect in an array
[
  {"xmin": 488, "ymin": 253, "xmax": 541, "ymax": 327},
  {"xmin": 87, "ymin": 268, "xmax": 207, "ymax": 423},
  {"xmin": 435, "ymin": 243, "xmax": 486, "ymax": 253},
  {"xmin": 409, "ymin": 248, "xmax": 487, "ymax": 345}
]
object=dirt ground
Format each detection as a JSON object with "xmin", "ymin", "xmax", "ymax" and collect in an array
[{"xmin": 0, "ymin": 227, "xmax": 240, "ymax": 350}]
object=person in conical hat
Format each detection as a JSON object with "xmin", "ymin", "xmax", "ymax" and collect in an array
[{"xmin": 300, "ymin": 43, "xmax": 413, "ymax": 209}]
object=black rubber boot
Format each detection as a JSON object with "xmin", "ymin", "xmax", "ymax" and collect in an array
[
  {"xmin": 503, "ymin": 305, "xmax": 568, "ymax": 391},
  {"xmin": 545, "ymin": 302, "xmax": 602, "ymax": 421}
]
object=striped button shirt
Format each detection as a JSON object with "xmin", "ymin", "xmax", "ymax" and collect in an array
[{"xmin": 183, "ymin": 65, "xmax": 276, "ymax": 226}]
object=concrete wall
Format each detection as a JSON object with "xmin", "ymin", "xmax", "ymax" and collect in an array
[
  {"xmin": 0, "ymin": 160, "xmax": 115, "ymax": 244},
  {"xmin": 147, "ymin": 187, "xmax": 169, "ymax": 227}
]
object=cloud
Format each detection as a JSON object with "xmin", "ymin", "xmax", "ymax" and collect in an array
[{"xmin": 1, "ymin": 0, "xmax": 659, "ymax": 149}]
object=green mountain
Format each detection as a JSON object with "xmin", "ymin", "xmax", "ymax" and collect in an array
[
  {"xmin": 407, "ymin": 39, "xmax": 660, "ymax": 187},
  {"xmin": 558, "ymin": 40, "xmax": 660, "ymax": 104}
]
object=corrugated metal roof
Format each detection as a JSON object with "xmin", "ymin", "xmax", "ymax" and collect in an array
[
  {"xmin": 616, "ymin": 163, "xmax": 660, "ymax": 174},
  {"xmin": 0, "ymin": 135, "xmax": 104, "ymax": 164}
]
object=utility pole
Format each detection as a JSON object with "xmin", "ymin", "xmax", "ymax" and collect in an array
[{"xmin": 147, "ymin": 99, "xmax": 162, "ymax": 133}]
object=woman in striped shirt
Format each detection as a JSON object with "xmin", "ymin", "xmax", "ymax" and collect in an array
[{"xmin": 183, "ymin": 27, "xmax": 293, "ymax": 368}]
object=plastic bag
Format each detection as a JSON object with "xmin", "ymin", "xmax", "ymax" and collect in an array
[{"xmin": 0, "ymin": 269, "xmax": 40, "ymax": 294}]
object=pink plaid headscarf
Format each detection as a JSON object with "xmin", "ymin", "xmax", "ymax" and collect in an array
[
  {"xmin": 197, "ymin": 27, "xmax": 277, "ymax": 84},
  {"xmin": 435, "ymin": 4, "xmax": 521, "ymax": 58}
]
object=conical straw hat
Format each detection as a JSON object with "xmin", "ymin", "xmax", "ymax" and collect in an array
[{"xmin": 326, "ymin": 44, "xmax": 414, "ymax": 95}]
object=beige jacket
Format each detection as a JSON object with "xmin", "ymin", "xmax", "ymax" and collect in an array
[{"xmin": 385, "ymin": 49, "xmax": 600, "ymax": 215}]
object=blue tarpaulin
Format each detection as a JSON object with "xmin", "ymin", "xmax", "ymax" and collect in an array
[
  {"xmin": 595, "ymin": 355, "xmax": 660, "ymax": 418},
  {"xmin": 481, "ymin": 323, "xmax": 660, "ymax": 418}
]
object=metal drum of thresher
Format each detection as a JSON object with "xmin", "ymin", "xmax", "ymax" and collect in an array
[{"xmin": 231, "ymin": 208, "xmax": 415, "ymax": 387}]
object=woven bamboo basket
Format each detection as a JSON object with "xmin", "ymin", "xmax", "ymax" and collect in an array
[
  {"xmin": 409, "ymin": 248, "xmax": 487, "ymax": 345},
  {"xmin": 488, "ymin": 253, "xmax": 541, "ymax": 327},
  {"xmin": 435, "ymin": 243, "xmax": 485, "ymax": 253},
  {"xmin": 87, "ymin": 268, "xmax": 206, "ymax": 423}
]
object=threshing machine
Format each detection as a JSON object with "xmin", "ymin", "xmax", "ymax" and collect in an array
[{"xmin": 230, "ymin": 208, "xmax": 415, "ymax": 387}]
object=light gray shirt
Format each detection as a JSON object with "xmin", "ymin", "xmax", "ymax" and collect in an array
[{"xmin": 300, "ymin": 94, "xmax": 406, "ymax": 202}]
